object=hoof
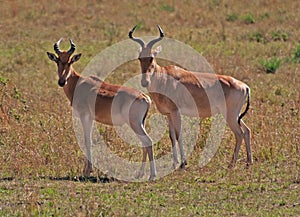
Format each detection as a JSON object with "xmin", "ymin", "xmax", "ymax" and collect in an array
[
  {"xmin": 180, "ymin": 160, "xmax": 187, "ymax": 169},
  {"xmin": 135, "ymin": 171, "xmax": 144, "ymax": 179},
  {"xmin": 148, "ymin": 175, "xmax": 156, "ymax": 181},
  {"xmin": 83, "ymin": 162, "xmax": 93, "ymax": 177},
  {"xmin": 246, "ymin": 161, "xmax": 253, "ymax": 168},
  {"xmin": 228, "ymin": 163, "xmax": 236, "ymax": 169},
  {"xmin": 83, "ymin": 170, "xmax": 93, "ymax": 178},
  {"xmin": 83, "ymin": 170, "xmax": 91, "ymax": 177},
  {"xmin": 173, "ymin": 163, "xmax": 178, "ymax": 169}
]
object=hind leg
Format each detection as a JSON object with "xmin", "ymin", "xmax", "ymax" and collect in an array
[
  {"xmin": 240, "ymin": 120, "xmax": 252, "ymax": 166},
  {"xmin": 80, "ymin": 114, "xmax": 93, "ymax": 177},
  {"xmin": 227, "ymin": 117, "xmax": 244, "ymax": 168},
  {"xmin": 173, "ymin": 112, "xmax": 186, "ymax": 169},
  {"xmin": 167, "ymin": 113, "xmax": 179, "ymax": 169},
  {"xmin": 136, "ymin": 146, "xmax": 147, "ymax": 179},
  {"xmin": 130, "ymin": 120, "xmax": 156, "ymax": 181},
  {"xmin": 168, "ymin": 110, "xmax": 186, "ymax": 169}
]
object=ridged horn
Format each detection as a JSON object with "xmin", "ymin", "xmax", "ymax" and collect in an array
[
  {"xmin": 128, "ymin": 25, "xmax": 145, "ymax": 47},
  {"xmin": 54, "ymin": 38, "xmax": 63, "ymax": 54},
  {"xmin": 67, "ymin": 39, "xmax": 76, "ymax": 55},
  {"xmin": 146, "ymin": 25, "xmax": 164, "ymax": 49}
]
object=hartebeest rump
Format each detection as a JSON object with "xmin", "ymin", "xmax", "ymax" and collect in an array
[
  {"xmin": 47, "ymin": 39, "xmax": 156, "ymax": 180},
  {"xmin": 129, "ymin": 26, "xmax": 252, "ymax": 168}
]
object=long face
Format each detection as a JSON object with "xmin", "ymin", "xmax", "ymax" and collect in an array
[
  {"xmin": 129, "ymin": 25, "xmax": 164, "ymax": 88},
  {"xmin": 139, "ymin": 57, "xmax": 153, "ymax": 87},
  {"xmin": 46, "ymin": 39, "xmax": 81, "ymax": 87},
  {"xmin": 138, "ymin": 47, "xmax": 155, "ymax": 87}
]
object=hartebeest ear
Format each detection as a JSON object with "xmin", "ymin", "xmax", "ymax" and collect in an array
[
  {"xmin": 153, "ymin": 45, "xmax": 162, "ymax": 57},
  {"xmin": 47, "ymin": 52, "xmax": 58, "ymax": 62},
  {"xmin": 70, "ymin": 53, "xmax": 82, "ymax": 63}
]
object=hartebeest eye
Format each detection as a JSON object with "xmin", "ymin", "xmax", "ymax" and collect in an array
[{"xmin": 138, "ymin": 57, "xmax": 153, "ymax": 64}]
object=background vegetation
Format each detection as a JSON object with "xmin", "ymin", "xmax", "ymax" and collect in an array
[{"xmin": 0, "ymin": 0, "xmax": 299, "ymax": 216}]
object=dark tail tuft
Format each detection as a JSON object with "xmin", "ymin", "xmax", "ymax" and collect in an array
[{"xmin": 238, "ymin": 87, "xmax": 250, "ymax": 125}]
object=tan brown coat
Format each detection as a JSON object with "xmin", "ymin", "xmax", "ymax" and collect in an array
[
  {"xmin": 129, "ymin": 26, "xmax": 252, "ymax": 168},
  {"xmin": 47, "ymin": 39, "xmax": 156, "ymax": 180}
]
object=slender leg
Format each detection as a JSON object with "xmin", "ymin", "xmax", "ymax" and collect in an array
[
  {"xmin": 80, "ymin": 115, "xmax": 93, "ymax": 177},
  {"xmin": 169, "ymin": 111, "xmax": 186, "ymax": 169},
  {"xmin": 227, "ymin": 118, "xmax": 244, "ymax": 168},
  {"xmin": 136, "ymin": 147, "xmax": 147, "ymax": 179},
  {"xmin": 131, "ymin": 120, "xmax": 156, "ymax": 181},
  {"xmin": 240, "ymin": 120, "xmax": 252, "ymax": 166},
  {"xmin": 141, "ymin": 127, "xmax": 156, "ymax": 181},
  {"xmin": 147, "ymin": 146, "xmax": 156, "ymax": 181},
  {"xmin": 174, "ymin": 115, "xmax": 186, "ymax": 169},
  {"xmin": 167, "ymin": 114, "xmax": 179, "ymax": 169}
]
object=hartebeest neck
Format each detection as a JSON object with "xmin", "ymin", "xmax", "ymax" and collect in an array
[
  {"xmin": 146, "ymin": 61, "xmax": 163, "ymax": 92},
  {"xmin": 63, "ymin": 68, "xmax": 80, "ymax": 106}
]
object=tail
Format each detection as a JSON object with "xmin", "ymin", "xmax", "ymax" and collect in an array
[
  {"xmin": 142, "ymin": 95, "xmax": 151, "ymax": 127},
  {"xmin": 238, "ymin": 87, "xmax": 250, "ymax": 125}
]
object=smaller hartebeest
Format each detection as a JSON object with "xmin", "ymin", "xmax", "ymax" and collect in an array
[
  {"xmin": 47, "ymin": 39, "xmax": 156, "ymax": 180},
  {"xmin": 129, "ymin": 26, "xmax": 252, "ymax": 169}
]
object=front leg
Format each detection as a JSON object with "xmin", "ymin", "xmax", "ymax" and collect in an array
[
  {"xmin": 83, "ymin": 158, "xmax": 92, "ymax": 177},
  {"xmin": 136, "ymin": 147, "xmax": 147, "ymax": 179},
  {"xmin": 80, "ymin": 114, "xmax": 93, "ymax": 177},
  {"xmin": 167, "ymin": 114, "xmax": 179, "ymax": 169}
]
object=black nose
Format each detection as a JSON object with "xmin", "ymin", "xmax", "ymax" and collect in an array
[
  {"xmin": 58, "ymin": 80, "xmax": 65, "ymax": 87},
  {"xmin": 141, "ymin": 79, "xmax": 149, "ymax": 87}
]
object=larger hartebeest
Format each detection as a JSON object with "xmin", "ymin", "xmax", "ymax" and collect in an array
[
  {"xmin": 47, "ymin": 39, "xmax": 156, "ymax": 180},
  {"xmin": 129, "ymin": 26, "xmax": 252, "ymax": 169}
]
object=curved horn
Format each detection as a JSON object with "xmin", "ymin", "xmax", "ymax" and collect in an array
[
  {"xmin": 67, "ymin": 39, "xmax": 76, "ymax": 55},
  {"xmin": 128, "ymin": 25, "xmax": 145, "ymax": 47},
  {"xmin": 147, "ymin": 25, "xmax": 164, "ymax": 49},
  {"xmin": 54, "ymin": 38, "xmax": 63, "ymax": 54}
]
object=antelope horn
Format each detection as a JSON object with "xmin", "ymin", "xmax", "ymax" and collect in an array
[
  {"xmin": 147, "ymin": 25, "xmax": 164, "ymax": 49},
  {"xmin": 67, "ymin": 39, "xmax": 76, "ymax": 55},
  {"xmin": 54, "ymin": 38, "xmax": 63, "ymax": 54},
  {"xmin": 128, "ymin": 25, "xmax": 145, "ymax": 47}
]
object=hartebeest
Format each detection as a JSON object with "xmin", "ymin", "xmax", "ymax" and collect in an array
[
  {"xmin": 129, "ymin": 26, "xmax": 252, "ymax": 169},
  {"xmin": 46, "ymin": 39, "xmax": 156, "ymax": 180}
]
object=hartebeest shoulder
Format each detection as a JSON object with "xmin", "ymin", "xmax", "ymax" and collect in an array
[{"xmin": 83, "ymin": 76, "xmax": 150, "ymax": 102}]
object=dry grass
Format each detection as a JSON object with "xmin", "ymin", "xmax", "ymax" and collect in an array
[{"xmin": 0, "ymin": 0, "xmax": 299, "ymax": 216}]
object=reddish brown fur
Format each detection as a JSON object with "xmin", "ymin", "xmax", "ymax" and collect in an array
[
  {"xmin": 47, "ymin": 40, "xmax": 156, "ymax": 180},
  {"xmin": 129, "ymin": 26, "xmax": 252, "ymax": 169}
]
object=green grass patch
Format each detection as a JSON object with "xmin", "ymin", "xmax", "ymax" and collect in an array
[
  {"xmin": 242, "ymin": 13, "xmax": 255, "ymax": 24},
  {"xmin": 259, "ymin": 57, "xmax": 281, "ymax": 73},
  {"xmin": 160, "ymin": 4, "xmax": 175, "ymax": 12},
  {"xmin": 292, "ymin": 44, "xmax": 300, "ymax": 63},
  {"xmin": 226, "ymin": 13, "xmax": 238, "ymax": 22},
  {"xmin": 271, "ymin": 30, "xmax": 289, "ymax": 41}
]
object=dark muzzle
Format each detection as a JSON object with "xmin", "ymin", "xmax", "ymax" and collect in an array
[
  {"xmin": 141, "ymin": 78, "xmax": 149, "ymax": 87},
  {"xmin": 58, "ymin": 79, "xmax": 66, "ymax": 87}
]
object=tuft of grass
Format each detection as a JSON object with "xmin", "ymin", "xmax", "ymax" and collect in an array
[
  {"xmin": 242, "ymin": 13, "xmax": 255, "ymax": 24},
  {"xmin": 226, "ymin": 13, "xmax": 238, "ymax": 22},
  {"xmin": 291, "ymin": 45, "xmax": 300, "ymax": 63},
  {"xmin": 160, "ymin": 4, "xmax": 175, "ymax": 12},
  {"xmin": 260, "ymin": 12, "xmax": 270, "ymax": 19},
  {"xmin": 259, "ymin": 57, "xmax": 281, "ymax": 73},
  {"xmin": 135, "ymin": 21, "xmax": 144, "ymax": 30},
  {"xmin": 0, "ymin": 76, "xmax": 9, "ymax": 86},
  {"xmin": 248, "ymin": 31, "xmax": 266, "ymax": 43},
  {"xmin": 271, "ymin": 30, "xmax": 289, "ymax": 41}
]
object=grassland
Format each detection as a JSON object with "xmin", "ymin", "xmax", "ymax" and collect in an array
[{"xmin": 0, "ymin": 0, "xmax": 299, "ymax": 216}]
